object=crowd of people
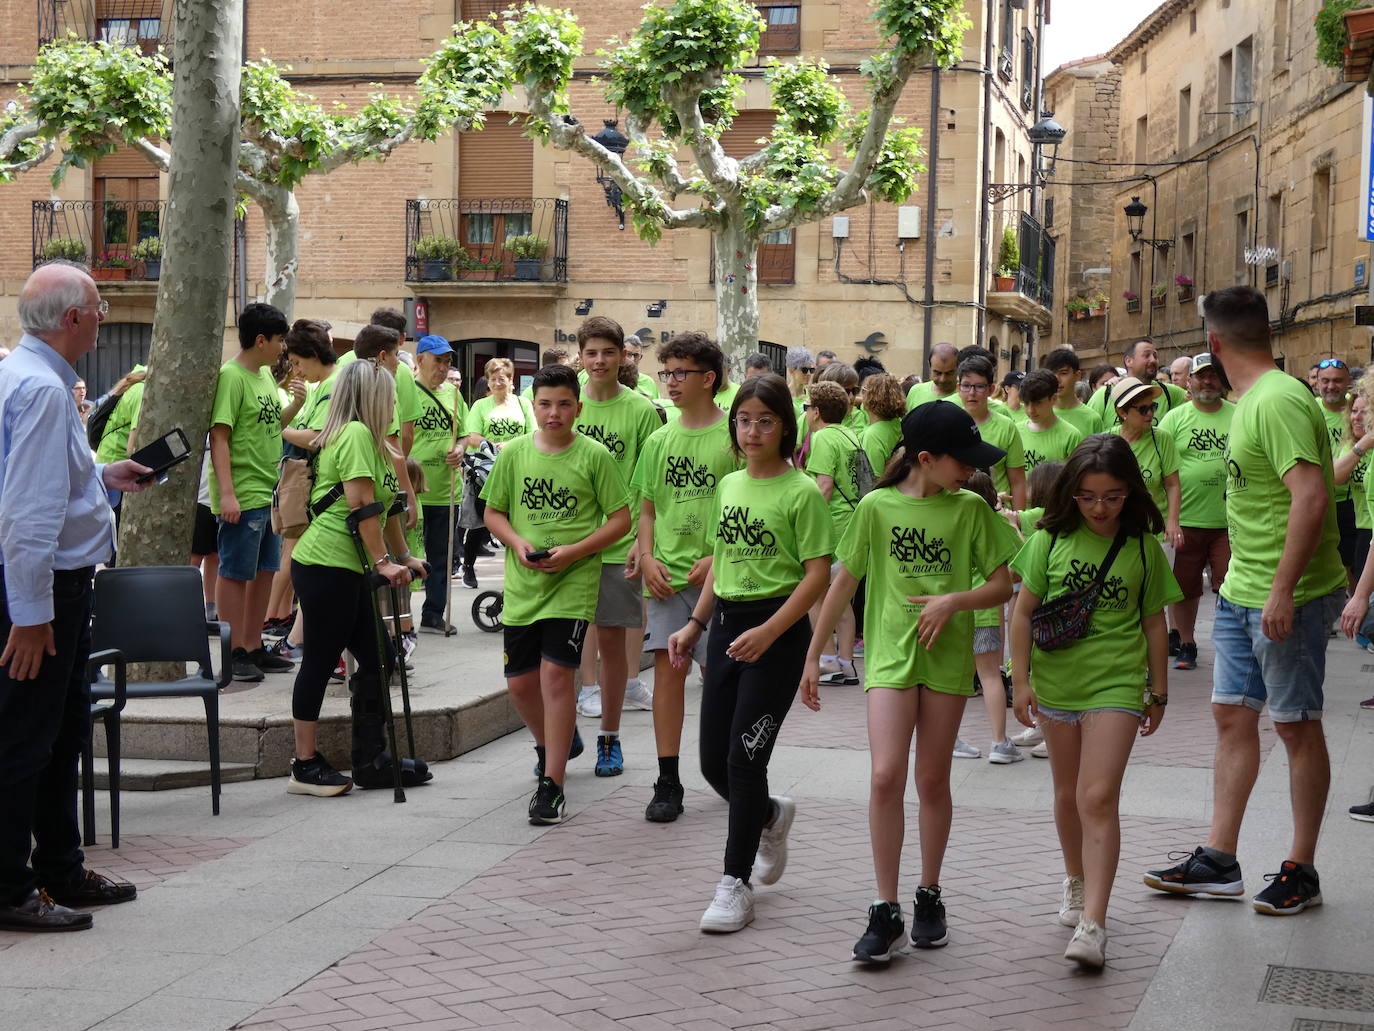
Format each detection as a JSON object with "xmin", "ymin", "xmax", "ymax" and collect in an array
[{"xmin": 0, "ymin": 262, "xmax": 1368, "ymax": 974}]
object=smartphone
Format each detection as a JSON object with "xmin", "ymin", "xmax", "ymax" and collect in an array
[
  {"xmin": 129, "ymin": 427, "xmax": 192, "ymax": 484},
  {"xmin": 525, "ymin": 548, "xmax": 551, "ymax": 563}
]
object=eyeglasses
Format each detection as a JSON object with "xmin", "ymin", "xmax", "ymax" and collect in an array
[
  {"xmin": 1073, "ymin": 493, "xmax": 1129, "ymax": 507},
  {"xmin": 657, "ymin": 368, "xmax": 709, "ymax": 383},
  {"xmin": 797, "ymin": 366, "xmax": 815, "ymax": 375},
  {"xmin": 800, "ymin": 403, "xmax": 814, "ymax": 411},
  {"xmin": 74, "ymin": 300, "xmax": 110, "ymax": 316},
  {"xmin": 734, "ymin": 415, "xmax": 781, "ymax": 434},
  {"xmin": 958, "ymin": 382, "xmax": 991, "ymax": 394},
  {"xmin": 1130, "ymin": 403, "xmax": 1159, "ymax": 415},
  {"xmin": 1317, "ymin": 359, "xmax": 1348, "ymax": 370}
]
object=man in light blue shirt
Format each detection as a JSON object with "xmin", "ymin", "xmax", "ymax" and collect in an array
[{"xmin": 0, "ymin": 262, "xmax": 152, "ymax": 932}]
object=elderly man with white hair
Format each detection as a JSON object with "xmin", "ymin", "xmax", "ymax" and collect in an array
[
  {"xmin": 0, "ymin": 262, "xmax": 152, "ymax": 932},
  {"xmin": 1169, "ymin": 355, "xmax": 1192, "ymax": 390}
]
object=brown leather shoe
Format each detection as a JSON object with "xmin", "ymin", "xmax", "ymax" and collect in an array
[
  {"xmin": 0, "ymin": 889, "xmax": 93, "ymax": 932},
  {"xmin": 43, "ymin": 870, "xmax": 137, "ymax": 907}
]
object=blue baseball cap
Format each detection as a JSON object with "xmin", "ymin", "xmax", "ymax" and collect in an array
[{"xmin": 416, "ymin": 334, "xmax": 453, "ymax": 356}]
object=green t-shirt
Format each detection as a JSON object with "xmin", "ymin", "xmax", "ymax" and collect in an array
[
  {"xmin": 1055, "ymin": 403, "xmax": 1103, "ymax": 438},
  {"xmin": 1116, "ymin": 427, "xmax": 1180, "ymax": 520},
  {"xmin": 293, "ymin": 421, "xmax": 398, "ymax": 573},
  {"xmin": 1157, "ymin": 401, "xmax": 1233, "ymax": 529},
  {"xmin": 975, "ymin": 512, "xmax": 1024, "ymax": 629},
  {"xmin": 412, "ymin": 380, "xmax": 469, "ymax": 507},
  {"xmin": 465, "ymin": 394, "xmax": 535, "ymax": 444},
  {"xmin": 1090, "ymin": 380, "xmax": 1188, "ymax": 426},
  {"xmin": 806, "ymin": 423, "xmax": 864, "ymax": 543},
  {"xmin": 1005, "ymin": 405, "xmax": 1029, "ymax": 426},
  {"xmin": 905, "ymin": 380, "xmax": 957, "ymax": 412},
  {"xmin": 1319, "ymin": 402, "xmax": 1351, "ymax": 502},
  {"xmin": 1222, "ymin": 369, "xmax": 1346, "ymax": 609},
  {"xmin": 715, "ymin": 381, "xmax": 740, "ymax": 415},
  {"xmin": 631, "ymin": 414, "xmax": 740, "ymax": 595},
  {"xmin": 837, "ymin": 487, "xmax": 1016, "ymax": 694},
  {"xmin": 1017, "ymin": 505, "xmax": 1046, "ymax": 534},
  {"xmin": 843, "ymin": 406, "xmax": 867, "ymax": 436},
  {"xmin": 862, "ymin": 418, "xmax": 903, "ymax": 480},
  {"xmin": 95, "ymin": 372, "xmax": 146, "ymax": 464},
  {"xmin": 973, "ymin": 410, "xmax": 1025, "ymax": 500},
  {"xmin": 394, "ymin": 362, "xmax": 422, "ymax": 427},
  {"xmin": 299, "ymin": 366, "xmax": 340, "ymax": 434},
  {"xmin": 480, "ymin": 434, "xmax": 631, "ymax": 625},
  {"xmin": 635, "ymin": 372, "xmax": 659, "ymax": 399},
  {"xmin": 711, "ymin": 467, "xmax": 831, "ymax": 602},
  {"xmin": 1018, "ymin": 417, "xmax": 1084, "ymax": 473},
  {"xmin": 208, "ymin": 360, "xmax": 283, "ymax": 514},
  {"xmin": 1012, "ymin": 526, "xmax": 1182, "ymax": 711},
  {"xmin": 1345, "ymin": 446, "xmax": 1373, "ymax": 530},
  {"xmin": 575, "ymin": 386, "xmax": 664, "ymax": 565}
]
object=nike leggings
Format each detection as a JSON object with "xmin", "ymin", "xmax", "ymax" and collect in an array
[{"xmin": 699, "ymin": 596, "xmax": 810, "ymax": 881}]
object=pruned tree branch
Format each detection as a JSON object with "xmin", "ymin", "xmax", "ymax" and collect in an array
[
  {"xmin": 622, "ymin": 114, "xmax": 693, "ymax": 197},
  {"xmin": 0, "ymin": 118, "xmax": 55, "ymax": 177},
  {"xmin": 663, "ymin": 79, "xmax": 736, "ymax": 198}
]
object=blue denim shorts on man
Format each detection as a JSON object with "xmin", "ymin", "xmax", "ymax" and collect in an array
[
  {"xmin": 216, "ymin": 505, "xmax": 281, "ymax": 581},
  {"xmin": 1212, "ymin": 590, "xmax": 1345, "ymax": 722}
]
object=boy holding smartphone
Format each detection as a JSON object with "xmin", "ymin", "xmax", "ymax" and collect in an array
[{"xmin": 482, "ymin": 365, "xmax": 631, "ymax": 824}]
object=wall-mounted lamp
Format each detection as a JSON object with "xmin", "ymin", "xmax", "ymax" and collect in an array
[
  {"xmin": 1123, "ymin": 196, "xmax": 1173, "ymax": 252},
  {"xmin": 575, "ymin": 299, "xmax": 594, "ymax": 316},
  {"xmin": 591, "ymin": 120, "xmax": 630, "ymax": 231},
  {"xmin": 646, "ymin": 300, "xmax": 668, "ymax": 318},
  {"xmin": 986, "ymin": 113, "xmax": 1067, "ymax": 204}
]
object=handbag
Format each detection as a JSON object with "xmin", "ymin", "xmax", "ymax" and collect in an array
[{"xmin": 1030, "ymin": 530, "xmax": 1129, "ymax": 651}]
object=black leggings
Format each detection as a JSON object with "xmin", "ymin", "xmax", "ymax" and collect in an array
[
  {"xmin": 290, "ymin": 561, "xmax": 385, "ymax": 721},
  {"xmin": 699, "ymin": 596, "xmax": 810, "ymax": 882}
]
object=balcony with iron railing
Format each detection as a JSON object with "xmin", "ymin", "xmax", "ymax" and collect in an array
[
  {"xmin": 987, "ymin": 210, "xmax": 1054, "ymax": 328},
  {"xmin": 33, "ymin": 199, "xmax": 164, "ymax": 286},
  {"xmin": 37, "ymin": 0, "xmax": 173, "ymax": 51},
  {"xmin": 404, "ymin": 198, "xmax": 568, "ymax": 289}
]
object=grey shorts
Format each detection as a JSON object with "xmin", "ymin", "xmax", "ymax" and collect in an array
[
  {"xmin": 595, "ymin": 563, "xmax": 644, "ymax": 628},
  {"xmin": 973, "ymin": 624, "xmax": 1002, "ymax": 655},
  {"xmin": 645, "ymin": 585, "xmax": 708, "ymax": 665}
]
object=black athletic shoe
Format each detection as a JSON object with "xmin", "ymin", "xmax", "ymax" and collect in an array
[
  {"xmin": 462, "ymin": 567, "xmax": 478, "ymax": 589},
  {"xmin": 1174, "ymin": 642, "xmax": 1197, "ymax": 670},
  {"xmin": 1252, "ymin": 861, "xmax": 1322, "ymax": 915},
  {"xmin": 287, "ymin": 754, "xmax": 352, "ymax": 797},
  {"xmin": 230, "ymin": 647, "xmax": 264, "ymax": 683},
  {"xmin": 1167, "ymin": 628, "xmax": 1180, "ymax": 656},
  {"xmin": 250, "ymin": 646, "xmax": 294, "ymax": 673},
  {"xmin": 352, "ymin": 754, "xmax": 433, "ymax": 789},
  {"xmin": 853, "ymin": 901, "xmax": 905, "ymax": 964},
  {"xmin": 419, "ymin": 614, "xmax": 453, "ymax": 635},
  {"xmin": 1351, "ymin": 799, "xmax": 1374, "ymax": 823},
  {"xmin": 909, "ymin": 885, "xmax": 947, "ymax": 948},
  {"xmin": 645, "ymin": 778, "xmax": 685, "ymax": 822},
  {"xmin": 532, "ymin": 726, "xmax": 585, "ymax": 779},
  {"xmin": 1143, "ymin": 847, "xmax": 1245, "ymax": 896},
  {"xmin": 529, "ymin": 776, "xmax": 566, "ymax": 824}
]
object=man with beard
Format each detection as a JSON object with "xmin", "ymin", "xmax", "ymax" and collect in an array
[
  {"xmin": 905, "ymin": 343, "xmax": 958, "ymax": 411},
  {"xmin": 1090, "ymin": 339, "xmax": 1188, "ymax": 425},
  {"xmin": 1157, "ymin": 354, "xmax": 1234, "ymax": 669},
  {"xmin": 1313, "ymin": 358, "xmax": 1358, "ymax": 581}
]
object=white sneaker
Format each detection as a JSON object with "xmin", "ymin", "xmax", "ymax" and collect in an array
[
  {"xmin": 988, "ymin": 739, "xmax": 1025, "ymax": 764},
  {"xmin": 699, "ymin": 875, "xmax": 754, "ymax": 933},
  {"xmin": 1059, "ymin": 875, "xmax": 1084, "ymax": 927},
  {"xmin": 1031, "ymin": 741, "xmax": 1049, "ymax": 758},
  {"xmin": 952, "ymin": 738, "xmax": 981, "ymax": 759},
  {"xmin": 623, "ymin": 677, "xmax": 654, "ymax": 711},
  {"xmin": 1064, "ymin": 915, "xmax": 1106, "ymax": 968},
  {"xmin": 752, "ymin": 796, "xmax": 795, "ymax": 886},
  {"xmin": 1011, "ymin": 725, "xmax": 1043, "ymax": 747},
  {"xmin": 818, "ymin": 660, "xmax": 860, "ymax": 686},
  {"xmin": 576, "ymin": 685, "xmax": 602, "ymax": 718}
]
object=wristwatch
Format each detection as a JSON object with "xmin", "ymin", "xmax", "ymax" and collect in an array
[{"xmin": 1145, "ymin": 690, "xmax": 1168, "ymax": 707}]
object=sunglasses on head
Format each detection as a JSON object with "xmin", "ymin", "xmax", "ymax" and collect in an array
[{"xmin": 1318, "ymin": 359, "xmax": 1348, "ymax": 370}]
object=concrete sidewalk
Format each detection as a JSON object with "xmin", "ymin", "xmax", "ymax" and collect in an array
[{"xmin": 3, "ymin": 603, "xmax": 1372, "ymax": 1031}]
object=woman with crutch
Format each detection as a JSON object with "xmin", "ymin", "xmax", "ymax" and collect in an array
[{"xmin": 286, "ymin": 359, "xmax": 431, "ymax": 796}]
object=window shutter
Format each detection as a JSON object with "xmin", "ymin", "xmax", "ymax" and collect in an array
[
  {"xmin": 459, "ymin": 118, "xmax": 533, "ymax": 199},
  {"xmin": 719, "ymin": 112, "xmax": 776, "ymax": 159}
]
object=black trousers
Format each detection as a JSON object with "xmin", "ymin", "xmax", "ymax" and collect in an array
[
  {"xmin": 290, "ymin": 561, "xmax": 385, "ymax": 722},
  {"xmin": 420, "ymin": 504, "xmax": 458, "ymax": 621},
  {"xmin": 0, "ymin": 567, "xmax": 93, "ymax": 906},
  {"xmin": 699, "ymin": 596, "xmax": 809, "ymax": 882}
]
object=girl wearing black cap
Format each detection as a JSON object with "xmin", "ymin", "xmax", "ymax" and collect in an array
[{"xmin": 800, "ymin": 400, "xmax": 1017, "ymax": 965}]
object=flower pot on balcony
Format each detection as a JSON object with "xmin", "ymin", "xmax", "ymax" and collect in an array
[
  {"xmin": 143, "ymin": 259, "xmax": 161, "ymax": 281},
  {"xmin": 92, "ymin": 267, "xmax": 130, "ymax": 281},
  {"xmin": 421, "ymin": 258, "xmax": 453, "ymax": 282},
  {"xmin": 513, "ymin": 258, "xmax": 541, "ymax": 281},
  {"xmin": 1088, "ymin": 306, "xmax": 1105, "ymax": 317},
  {"xmin": 1126, "ymin": 299, "xmax": 1141, "ymax": 314},
  {"xmin": 995, "ymin": 275, "xmax": 1017, "ymax": 292},
  {"xmin": 1345, "ymin": 8, "xmax": 1374, "ymax": 42},
  {"xmin": 1151, "ymin": 296, "xmax": 1166, "ymax": 309},
  {"xmin": 1176, "ymin": 285, "xmax": 1194, "ymax": 302}
]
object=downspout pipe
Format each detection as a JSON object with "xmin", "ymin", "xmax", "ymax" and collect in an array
[
  {"xmin": 976, "ymin": 0, "xmax": 995, "ymax": 351},
  {"xmin": 923, "ymin": 68, "xmax": 941, "ymax": 375}
]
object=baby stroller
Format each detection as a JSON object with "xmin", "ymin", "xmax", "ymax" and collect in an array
[{"xmin": 461, "ymin": 442, "xmax": 504, "ymax": 633}]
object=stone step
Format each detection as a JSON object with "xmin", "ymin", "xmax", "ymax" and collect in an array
[{"xmin": 86, "ymin": 756, "xmax": 257, "ymax": 791}]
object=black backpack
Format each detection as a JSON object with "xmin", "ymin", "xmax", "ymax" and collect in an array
[{"xmin": 85, "ymin": 391, "xmax": 124, "ymax": 450}]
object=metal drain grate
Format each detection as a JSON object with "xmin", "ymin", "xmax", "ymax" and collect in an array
[
  {"xmin": 1292, "ymin": 1021, "xmax": 1374, "ymax": 1031},
  {"xmin": 1361, "ymin": 664, "xmax": 1374, "ymax": 674},
  {"xmin": 1261, "ymin": 967, "xmax": 1374, "ymax": 1011}
]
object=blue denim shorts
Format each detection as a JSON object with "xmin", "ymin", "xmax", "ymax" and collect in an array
[
  {"xmin": 1037, "ymin": 704, "xmax": 1141, "ymax": 724},
  {"xmin": 217, "ymin": 505, "xmax": 281, "ymax": 581},
  {"xmin": 1211, "ymin": 590, "xmax": 1344, "ymax": 722}
]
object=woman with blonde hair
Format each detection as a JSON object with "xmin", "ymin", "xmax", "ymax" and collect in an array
[
  {"xmin": 460, "ymin": 357, "xmax": 534, "ymax": 586},
  {"xmin": 859, "ymin": 373, "xmax": 906, "ymax": 478},
  {"xmin": 287, "ymin": 360, "xmax": 430, "ymax": 797}
]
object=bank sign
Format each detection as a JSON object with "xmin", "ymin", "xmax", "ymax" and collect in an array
[{"xmin": 1364, "ymin": 96, "xmax": 1374, "ymax": 241}]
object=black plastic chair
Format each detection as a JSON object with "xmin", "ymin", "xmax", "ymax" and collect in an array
[
  {"xmin": 81, "ymin": 648, "xmax": 126, "ymax": 847},
  {"xmin": 88, "ymin": 566, "xmax": 233, "ymax": 819}
]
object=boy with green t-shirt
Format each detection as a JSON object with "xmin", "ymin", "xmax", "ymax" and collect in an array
[
  {"xmin": 1043, "ymin": 347, "xmax": 1104, "ymax": 439},
  {"xmin": 209, "ymin": 303, "xmax": 293, "ymax": 683},
  {"xmin": 632, "ymin": 332, "xmax": 740, "ymax": 823},
  {"xmin": 1017, "ymin": 369, "xmax": 1085, "ymax": 474},
  {"xmin": 571, "ymin": 317, "xmax": 664, "ymax": 778},
  {"xmin": 481, "ymin": 365, "xmax": 631, "ymax": 825}
]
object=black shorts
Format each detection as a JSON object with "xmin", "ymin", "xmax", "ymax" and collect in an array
[
  {"xmin": 191, "ymin": 503, "xmax": 218, "ymax": 557},
  {"xmin": 504, "ymin": 618, "xmax": 589, "ymax": 677},
  {"xmin": 1337, "ymin": 498, "xmax": 1358, "ymax": 569}
]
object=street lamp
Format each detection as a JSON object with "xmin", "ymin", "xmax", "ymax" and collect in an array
[
  {"xmin": 591, "ymin": 120, "xmax": 629, "ymax": 231},
  {"xmin": 1123, "ymin": 195, "xmax": 1173, "ymax": 252},
  {"xmin": 986, "ymin": 113, "xmax": 1067, "ymax": 205}
]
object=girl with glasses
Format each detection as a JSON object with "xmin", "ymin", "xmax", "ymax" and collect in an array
[
  {"xmin": 1009, "ymin": 434, "xmax": 1181, "ymax": 970},
  {"xmin": 668, "ymin": 374, "xmax": 832, "ymax": 936},
  {"xmin": 1111, "ymin": 377, "xmax": 1183, "ymax": 549}
]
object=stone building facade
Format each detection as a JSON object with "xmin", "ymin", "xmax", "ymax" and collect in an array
[
  {"xmin": 0, "ymin": 0, "xmax": 1057, "ymax": 395},
  {"xmin": 1048, "ymin": 0, "xmax": 1372, "ymax": 371}
]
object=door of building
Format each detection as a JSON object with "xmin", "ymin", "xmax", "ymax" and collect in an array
[{"xmin": 457, "ymin": 339, "xmax": 540, "ymax": 402}]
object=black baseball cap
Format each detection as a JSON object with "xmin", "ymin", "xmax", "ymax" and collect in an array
[
  {"xmin": 901, "ymin": 399, "xmax": 1007, "ymax": 468},
  {"xmin": 1001, "ymin": 370, "xmax": 1025, "ymax": 387}
]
